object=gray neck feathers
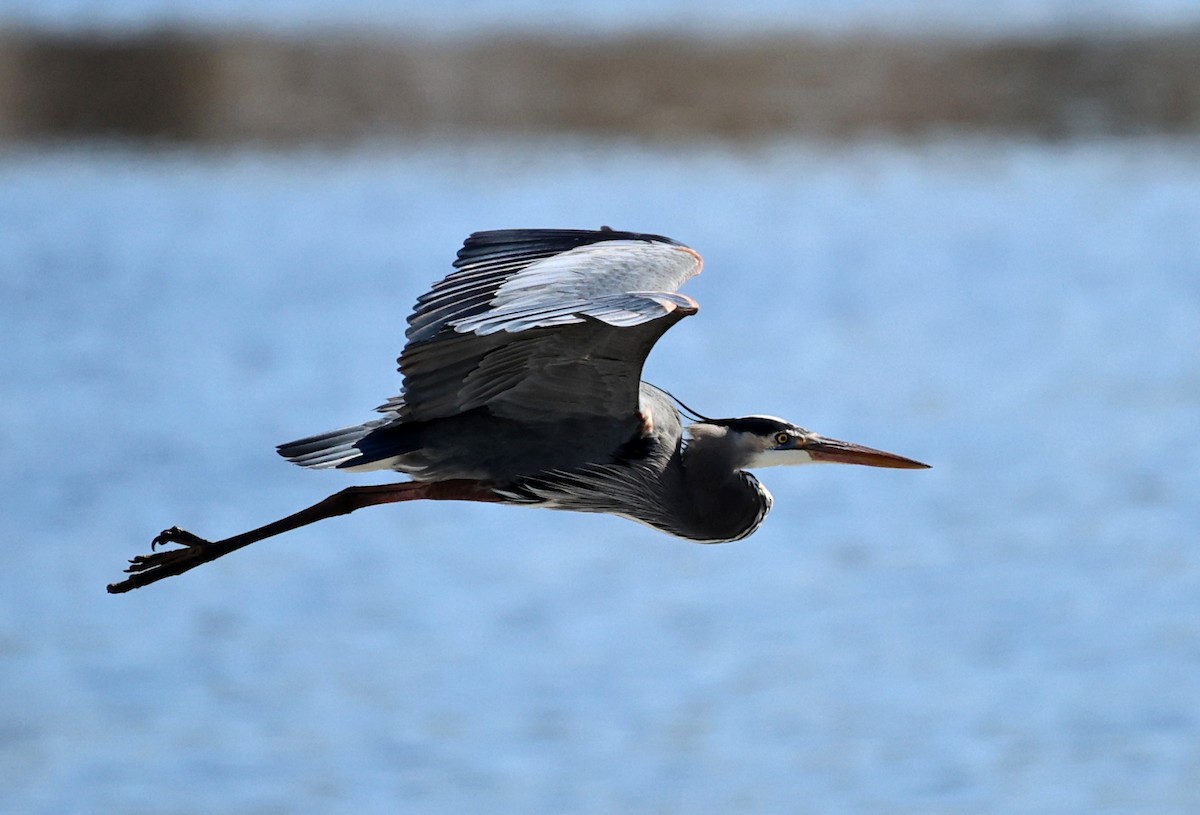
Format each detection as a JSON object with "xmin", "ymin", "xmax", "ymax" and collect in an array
[{"xmin": 677, "ymin": 425, "xmax": 773, "ymax": 542}]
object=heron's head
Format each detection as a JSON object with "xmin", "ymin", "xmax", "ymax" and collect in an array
[{"xmin": 689, "ymin": 415, "xmax": 929, "ymax": 471}]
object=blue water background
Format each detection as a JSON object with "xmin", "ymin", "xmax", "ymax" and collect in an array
[
  {"xmin": 4, "ymin": 0, "xmax": 1200, "ymax": 35},
  {"xmin": 1, "ymin": 138, "xmax": 1198, "ymax": 812}
]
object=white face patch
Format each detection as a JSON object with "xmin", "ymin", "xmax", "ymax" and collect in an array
[{"xmin": 746, "ymin": 447, "xmax": 818, "ymax": 469}]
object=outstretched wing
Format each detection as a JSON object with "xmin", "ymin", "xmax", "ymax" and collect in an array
[
  {"xmin": 279, "ymin": 228, "xmax": 701, "ymax": 473},
  {"xmin": 394, "ymin": 228, "xmax": 702, "ymax": 422}
]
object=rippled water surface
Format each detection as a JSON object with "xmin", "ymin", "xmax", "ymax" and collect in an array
[
  {"xmin": 2, "ymin": 138, "xmax": 1198, "ymax": 813},
  {"xmin": 5, "ymin": 0, "xmax": 1200, "ymax": 34}
]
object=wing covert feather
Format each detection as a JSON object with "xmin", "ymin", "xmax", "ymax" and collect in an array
[
  {"xmin": 395, "ymin": 228, "xmax": 702, "ymax": 425},
  {"xmin": 406, "ymin": 229, "xmax": 700, "ymax": 343}
]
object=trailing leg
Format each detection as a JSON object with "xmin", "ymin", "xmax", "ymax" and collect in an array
[{"xmin": 107, "ymin": 480, "xmax": 499, "ymax": 594}]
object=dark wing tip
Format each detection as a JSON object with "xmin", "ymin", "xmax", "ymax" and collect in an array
[{"xmin": 455, "ymin": 228, "xmax": 682, "ymax": 267}]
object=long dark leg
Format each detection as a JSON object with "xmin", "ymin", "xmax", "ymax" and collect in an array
[{"xmin": 107, "ymin": 480, "xmax": 499, "ymax": 594}]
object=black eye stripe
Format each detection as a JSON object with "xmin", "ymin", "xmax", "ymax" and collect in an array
[{"xmin": 711, "ymin": 416, "xmax": 791, "ymax": 435}]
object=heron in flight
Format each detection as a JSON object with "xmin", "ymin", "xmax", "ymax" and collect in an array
[{"xmin": 108, "ymin": 228, "xmax": 927, "ymax": 594}]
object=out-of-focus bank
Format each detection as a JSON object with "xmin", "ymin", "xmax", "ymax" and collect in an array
[{"xmin": 1, "ymin": 27, "xmax": 1199, "ymax": 144}]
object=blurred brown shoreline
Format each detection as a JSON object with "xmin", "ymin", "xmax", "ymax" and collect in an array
[{"xmin": 2, "ymin": 28, "xmax": 1199, "ymax": 143}]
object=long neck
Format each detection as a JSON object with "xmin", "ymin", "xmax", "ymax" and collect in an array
[{"xmin": 672, "ymin": 445, "xmax": 773, "ymax": 543}]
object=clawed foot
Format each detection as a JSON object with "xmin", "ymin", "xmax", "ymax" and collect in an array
[
  {"xmin": 107, "ymin": 526, "xmax": 219, "ymax": 594},
  {"xmin": 132, "ymin": 525, "xmax": 214, "ymax": 572},
  {"xmin": 150, "ymin": 525, "xmax": 210, "ymax": 552}
]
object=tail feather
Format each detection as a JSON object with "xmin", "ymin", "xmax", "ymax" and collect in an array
[{"xmin": 277, "ymin": 419, "xmax": 393, "ymax": 470}]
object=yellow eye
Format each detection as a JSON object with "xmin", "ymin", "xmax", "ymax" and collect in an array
[{"xmin": 774, "ymin": 431, "xmax": 791, "ymax": 446}]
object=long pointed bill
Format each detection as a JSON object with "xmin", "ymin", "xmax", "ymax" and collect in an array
[{"xmin": 803, "ymin": 436, "xmax": 930, "ymax": 469}]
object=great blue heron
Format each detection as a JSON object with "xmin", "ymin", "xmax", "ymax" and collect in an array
[{"xmin": 108, "ymin": 228, "xmax": 927, "ymax": 594}]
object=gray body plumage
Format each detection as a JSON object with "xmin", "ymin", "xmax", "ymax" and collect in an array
[
  {"xmin": 494, "ymin": 383, "xmax": 773, "ymax": 543},
  {"xmin": 277, "ymin": 227, "xmax": 774, "ymax": 543}
]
